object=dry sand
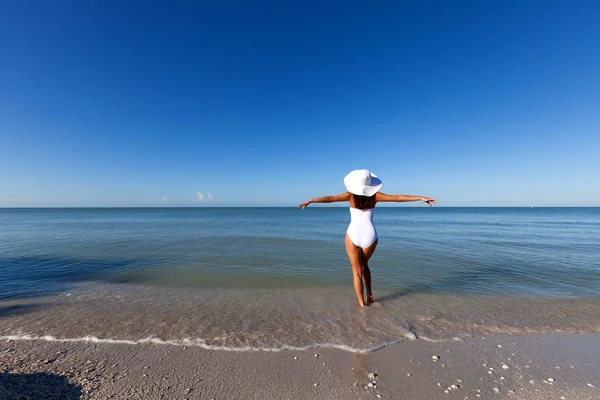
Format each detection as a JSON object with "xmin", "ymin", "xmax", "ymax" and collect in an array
[{"xmin": 1, "ymin": 334, "xmax": 599, "ymax": 399}]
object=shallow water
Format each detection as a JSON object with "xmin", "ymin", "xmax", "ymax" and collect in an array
[{"xmin": 1, "ymin": 207, "xmax": 600, "ymax": 351}]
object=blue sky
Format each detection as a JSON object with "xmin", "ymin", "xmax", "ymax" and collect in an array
[{"xmin": 1, "ymin": 0, "xmax": 598, "ymax": 207}]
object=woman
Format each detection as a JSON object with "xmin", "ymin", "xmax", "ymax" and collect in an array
[{"xmin": 298, "ymin": 169, "xmax": 436, "ymax": 307}]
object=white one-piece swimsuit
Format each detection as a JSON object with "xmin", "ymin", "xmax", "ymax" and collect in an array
[{"xmin": 347, "ymin": 207, "xmax": 378, "ymax": 249}]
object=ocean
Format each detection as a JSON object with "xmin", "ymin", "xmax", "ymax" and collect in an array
[{"xmin": 1, "ymin": 207, "xmax": 599, "ymax": 352}]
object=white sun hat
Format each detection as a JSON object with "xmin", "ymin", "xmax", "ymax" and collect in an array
[{"xmin": 343, "ymin": 169, "xmax": 382, "ymax": 196}]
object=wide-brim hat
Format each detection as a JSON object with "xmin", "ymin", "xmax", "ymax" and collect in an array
[{"xmin": 343, "ymin": 169, "xmax": 382, "ymax": 197}]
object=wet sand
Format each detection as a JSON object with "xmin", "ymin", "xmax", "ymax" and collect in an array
[{"xmin": 1, "ymin": 334, "xmax": 600, "ymax": 399}]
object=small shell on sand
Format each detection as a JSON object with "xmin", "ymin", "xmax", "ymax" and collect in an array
[
  {"xmin": 294, "ymin": 357, "xmax": 298, "ymax": 360},
  {"xmin": 548, "ymin": 378, "xmax": 555, "ymax": 382},
  {"xmin": 493, "ymin": 388, "xmax": 500, "ymax": 393},
  {"xmin": 367, "ymin": 383, "xmax": 374, "ymax": 388},
  {"xmin": 404, "ymin": 331, "xmax": 417, "ymax": 340},
  {"xmin": 432, "ymin": 355, "xmax": 440, "ymax": 361},
  {"xmin": 367, "ymin": 373, "xmax": 377, "ymax": 380},
  {"xmin": 406, "ymin": 373, "xmax": 412, "ymax": 377},
  {"xmin": 587, "ymin": 383, "xmax": 595, "ymax": 387},
  {"xmin": 313, "ymin": 383, "xmax": 318, "ymax": 387},
  {"xmin": 502, "ymin": 364, "xmax": 510, "ymax": 370}
]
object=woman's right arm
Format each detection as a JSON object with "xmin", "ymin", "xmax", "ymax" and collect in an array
[
  {"xmin": 298, "ymin": 192, "xmax": 352, "ymax": 210},
  {"xmin": 375, "ymin": 192, "xmax": 437, "ymax": 206}
]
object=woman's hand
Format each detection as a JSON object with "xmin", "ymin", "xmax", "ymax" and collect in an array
[
  {"xmin": 421, "ymin": 197, "xmax": 437, "ymax": 206},
  {"xmin": 298, "ymin": 200, "xmax": 311, "ymax": 210}
]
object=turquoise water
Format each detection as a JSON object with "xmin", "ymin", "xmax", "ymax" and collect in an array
[{"xmin": 1, "ymin": 207, "xmax": 600, "ymax": 350}]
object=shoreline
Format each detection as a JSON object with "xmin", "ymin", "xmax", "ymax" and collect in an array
[
  {"xmin": 2, "ymin": 333, "xmax": 600, "ymax": 399},
  {"xmin": 0, "ymin": 334, "xmax": 410, "ymax": 354}
]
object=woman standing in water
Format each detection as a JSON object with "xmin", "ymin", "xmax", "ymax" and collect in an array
[{"xmin": 298, "ymin": 169, "xmax": 437, "ymax": 307}]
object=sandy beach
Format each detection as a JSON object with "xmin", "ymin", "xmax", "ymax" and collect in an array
[{"xmin": 1, "ymin": 334, "xmax": 599, "ymax": 399}]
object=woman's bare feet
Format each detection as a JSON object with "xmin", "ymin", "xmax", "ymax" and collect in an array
[{"xmin": 366, "ymin": 293, "xmax": 374, "ymax": 305}]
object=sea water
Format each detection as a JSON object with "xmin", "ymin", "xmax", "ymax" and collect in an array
[{"xmin": 1, "ymin": 207, "xmax": 599, "ymax": 352}]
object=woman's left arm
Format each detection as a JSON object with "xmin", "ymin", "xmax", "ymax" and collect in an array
[
  {"xmin": 375, "ymin": 192, "xmax": 437, "ymax": 206},
  {"xmin": 298, "ymin": 192, "xmax": 351, "ymax": 210}
]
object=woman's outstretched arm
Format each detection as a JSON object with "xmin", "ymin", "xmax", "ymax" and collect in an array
[
  {"xmin": 298, "ymin": 192, "xmax": 351, "ymax": 210},
  {"xmin": 375, "ymin": 192, "xmax": 437, "ymax": 206}
]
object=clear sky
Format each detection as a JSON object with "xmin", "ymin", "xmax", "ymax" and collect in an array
[{"xmin": 1, "ymin": 1, "xmax": 598, "ymax": 207}]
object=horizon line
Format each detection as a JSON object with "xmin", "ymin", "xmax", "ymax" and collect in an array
[{"xmin": 1, "ymin": 206, "xmax": 599, "ymax": 209}]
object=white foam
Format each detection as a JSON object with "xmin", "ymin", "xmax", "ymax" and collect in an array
[
  {"xmin": 419, "ymin": 336, "xmax": 466, "ymax": 343},
  {"xmin": 0, "ymin": 333, "xmax": 415, "ymax": 354}
]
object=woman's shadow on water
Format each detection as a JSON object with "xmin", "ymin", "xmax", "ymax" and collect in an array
[
  {"xmin": 0, "ymin": 372, "xmax": 83, "ymax": 400},
  {"xmin": 375, "ymin": 264, "xmax": 513, "ymax": 303},
  {"xmin": 376, "ymin": 284, "xmax": 433, "ymax": 303}
]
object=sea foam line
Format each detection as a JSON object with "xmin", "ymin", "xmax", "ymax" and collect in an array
[{"xmin": 0, "ymin": 334, "xmax": 416, "ymax": 354}]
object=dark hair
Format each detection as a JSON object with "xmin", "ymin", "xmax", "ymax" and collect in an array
[{"xmin": 352, "ymin": 194, "xmax": 375, "ymax": 209}]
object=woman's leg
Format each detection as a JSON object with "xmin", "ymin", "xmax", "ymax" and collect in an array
[
  {"xmin": 345, "ymin": 234, "xmax": 366, "ymax": 307},
  {"xmin": 361, "ymin": 239, "xmax": 378, "ymax": 304}
]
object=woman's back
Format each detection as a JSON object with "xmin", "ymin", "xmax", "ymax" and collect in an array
[
  {"xmin": 297, "ymin": 169, "xmax": 436, "ymax": 307},
  {"xmin": 347, "ymin": 207, "xmax": 377, "ymax": 249}
]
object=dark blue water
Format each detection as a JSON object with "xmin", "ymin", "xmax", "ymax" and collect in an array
[{"xmin": 1, "ymin": 207, "xmax": 600, "ymax": 349}]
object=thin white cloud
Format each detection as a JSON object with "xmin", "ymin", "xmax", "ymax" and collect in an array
[
  {"xmin": 195, "ymin": 191, "xmax": 218, "ymax": 203},
  {"xmin": 161, "ymin": 197, "xmax": 168, "ymax": 203}
]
